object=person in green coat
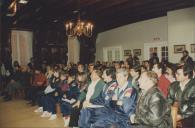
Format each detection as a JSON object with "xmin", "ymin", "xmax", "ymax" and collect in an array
[
  {"xmin": 74, "ymin": 67, "xmax": 105, "ymax": 108},
  {"xmin": 78, "ymin": 67, "xmax": 106, "ymax": 126}
]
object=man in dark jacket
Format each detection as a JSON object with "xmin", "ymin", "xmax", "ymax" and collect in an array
[
  {"xmin": 149, "ymin": 52, "xmax": 159, "ymax": 66},
  {"xmin": 167, "ymin": 64, "xmax": 195, "ymax": 127},
  {"xmin": 130, "ymin": 71, "xmax": 172, "ymax": 128},
  {"xmin": 180, "ymin": 50, "xmax": 193, "ymax": 66}
]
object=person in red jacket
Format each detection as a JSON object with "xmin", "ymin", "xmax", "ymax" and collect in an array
[
  {"xmin": 27, "ymin": 67, "xmax": 47, "ymax": 105},
  {"xmin": 152, "ymin": 63, "xmax": 171, "ymax": 97}
]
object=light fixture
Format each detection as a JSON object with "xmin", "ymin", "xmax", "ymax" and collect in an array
[
  {"xmin": 53, "ymin": 19, "xmax": 58, "ymax": 22},
  {"xmin": 18, "ymin": 0, "xmax": 28, "ymax": 4},
  {"xmin": 65, "ymin": 0, "xmax": 94, "ymax": 37},
  {"xmin": 6, "ymin": 0, "xmax": 17, "ymax": 16},
  {"xmin": 6, "ymin": 0, "xmax": 28, "ymax": 17}
]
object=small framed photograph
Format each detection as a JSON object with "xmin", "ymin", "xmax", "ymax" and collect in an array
[
  {"xmin": 133, "ymin": 49, "xmax": 141, "ymax": 56},
  {"xmin": 174, "ymin": 45, "xmax": 186, "ymax": 53},
  {"xmin": 124, "ymin": 50, "xmax": 131, "ymax": 56},
  {"xmin": 191, "ymin": 44, "xmax": 195, "ymax": 53}
]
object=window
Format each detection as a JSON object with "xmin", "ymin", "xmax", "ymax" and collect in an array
[
  {"xmin": 161, "ymin": 46, "xmax": 168, "ymax": 61},
  {"xmin": 103, "ymin": 46, "xmax": 123, "ymax": 62},
  {"xmin": 107, "ymin": 50, "xmax": 112, "ymax": 62}
]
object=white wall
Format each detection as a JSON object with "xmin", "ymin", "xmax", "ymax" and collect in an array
[
  {"xmin": 168, "ymin": 7, "xmax": 195, "ymax": 63},
  {"xmin": 96, "ymin": 16, "xmax": 168, "ymax": 61},
  {"xmin": 96, "ymin": 7, "xmax": 195, "ymax": 63}
]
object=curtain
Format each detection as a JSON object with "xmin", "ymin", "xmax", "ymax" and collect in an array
[
  {"xmin": 67, "ymin": 36, "xmax": 80, "ymax": 64},
  {"xmin": 11, "ymin": 30, "xmax": 33, "ymax": 66}
]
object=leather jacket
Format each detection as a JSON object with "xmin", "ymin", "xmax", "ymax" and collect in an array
[
  {"xmin": 134, "ymin": 86, "xmax": 172, "ymax": 128},
  {"xmin": 167, "ymin": 79, "xmax": 195, "ymax": 119}
]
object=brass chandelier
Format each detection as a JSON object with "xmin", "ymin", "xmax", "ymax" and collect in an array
[{"xmin": 64, "ymin": 0, "xmax": 94, "ymax": 37}]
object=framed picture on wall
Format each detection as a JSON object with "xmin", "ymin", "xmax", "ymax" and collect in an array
[
  {"xmin": 124, "ymin": 50, "xmax": 131, "ymax": 56},
  {"xmin": 133, "ymin": 49, "xmax": 141, "ymax": 56},
  {"xmin": 174, "ymin": 45, "xmax": 186, "ymax": 53},
  {"xmin": 191, "ymin": 44, "xmax": 195, "ymax": 53}
]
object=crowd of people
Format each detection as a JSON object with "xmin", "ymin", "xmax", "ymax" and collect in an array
[{"xmin": 0, "ymin": 50, "xmax": 195, "ymax": 128}]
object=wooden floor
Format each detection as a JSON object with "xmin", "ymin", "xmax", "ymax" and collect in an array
[{"xmin": 0, "ymin": 97, "xmax": 64, "ymax": 128}]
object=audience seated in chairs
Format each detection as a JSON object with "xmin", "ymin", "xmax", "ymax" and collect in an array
[
  {"xmin": 1, "ymin": 52, "xmax": 195, "ymax": 128},
  {"xmin": 84, "ymin": 68, "xmax": 137, "ymax": 128}
]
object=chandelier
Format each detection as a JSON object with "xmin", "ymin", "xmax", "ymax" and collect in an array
[{"xmin": 65, "ymin": 1, "xmax": 94, "ymax": 37}]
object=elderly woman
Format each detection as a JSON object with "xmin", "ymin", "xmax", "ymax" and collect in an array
[{"xmin": 130, "ymin": 71, "xmax": 172, "ymax": 128}]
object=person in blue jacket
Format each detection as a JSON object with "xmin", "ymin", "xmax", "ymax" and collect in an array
[{"xmin": 91, "ymin": 68, "xmax": 137, "ymax": 128}]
